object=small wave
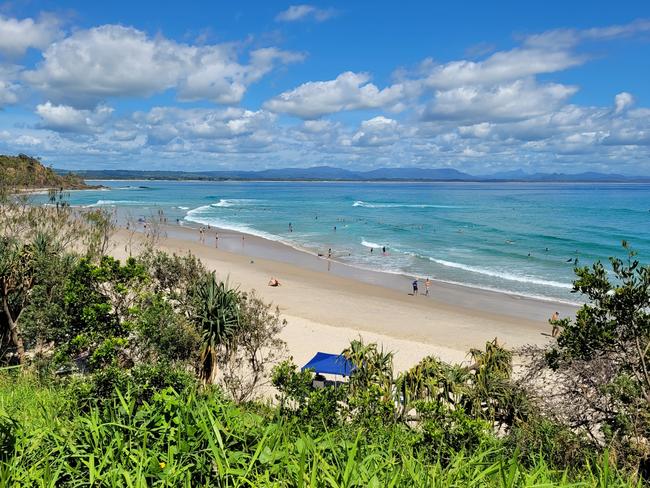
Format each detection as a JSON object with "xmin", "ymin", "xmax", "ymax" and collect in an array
[
  {"xmin": 184, "ymin": 211, "xmax": 286, "ymax": 244},
  {"xmin": 85, "ymin": 200, "xmax": 141, "ymax": 207},
  {"xmin": 353, "ymin": 200, "xmax": 459, "ymax": 209},
  {"xmin": 361, "ymin": 239, "xmax": 382, "ymax": 248},
  {"xmin": 212, "ymin": 198, "xmax": 258, "ymax": 208},
  {"xmin": 178, "ymin": 206, "xmax": 190, "ymax": 210},
  {"xmin": 420, "ymin": 256, "xmax": 572, "ymax": 289}
]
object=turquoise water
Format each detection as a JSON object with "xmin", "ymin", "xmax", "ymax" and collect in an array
[{"xmin": 59, "ymin": 180, "xmax": 650, "ymax": 303}]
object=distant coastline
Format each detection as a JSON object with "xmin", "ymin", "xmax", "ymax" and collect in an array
[{"xmin": 58, "ymin": 166, "xmax": 650, "ymax": 183}]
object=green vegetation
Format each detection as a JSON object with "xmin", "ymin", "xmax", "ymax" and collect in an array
[
  {"xmin": 0, "ymin": 189, "xmax": 649, "ymax": 485},
  {"xmin": 0, "ymin": 153, "xmax": 90, "ymax": 190}
]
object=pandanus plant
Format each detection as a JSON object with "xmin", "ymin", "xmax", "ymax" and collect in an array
[
  {"xmin": 0, "ymin": 232, "xmax": 56, "ymax": 364},
  {"xmin": 193, "ymin": 273, "xmax": 241, "ymax": 384}
]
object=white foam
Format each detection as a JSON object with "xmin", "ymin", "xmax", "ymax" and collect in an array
[
  {"xmin": 85, "ymin": 199, "xmax": 141, "ymax": 207},
  {"xmin": 415, "ymin": 255, "xmax": 572, "ymax": 289},
  {"xmin": 212, "ymin": 198, "xmax": 259, "ymax": 208},
  {"xmin": 353, "ymin": 200, "xmax": 459, "ymax": 209},
  {"xmin": 184, "ymin": 206, "xmax": 286, "ymax": 244},
  {"xmin": 178, "ymin": 206, "xmax": 190, "ymax": 210},
  {"xmin": 361, "ymin": 239, "xmax": 382, "ymax": 248}
]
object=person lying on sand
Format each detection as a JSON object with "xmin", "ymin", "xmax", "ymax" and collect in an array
[{"xmin": 268, "ymin": 277, "xmax": 281, "ymax": 287}]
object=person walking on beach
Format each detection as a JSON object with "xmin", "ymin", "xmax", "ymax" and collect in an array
[
  {"xmin": 425, "ymin": 278, "xmax": 431, "ymax": 296},
  {"xmin": 412, "ymin": 279, "xmax": 419, "ymax": 296},
  {"xmin": 328, "ymin": 248, "xmax": 332, "ymax": 259},
  {"xmin": 215, "ymin": 233, "xmax": 219, "ymax": 248},
  {"xmin": 550, "ymin": 311, "xmax": 561, "ymax": 337}
]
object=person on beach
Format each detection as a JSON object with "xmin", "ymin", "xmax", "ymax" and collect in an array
[
  {"xmin": 215, "ymin": 234, "xmax": 219, "ymax": 248},
  {"xmin": 412, "ymin": 279, "xmax": 419, "ymax": 296},
  {"xmin": 268, "ymin": 277, "xmax": 281, "ymax": 287},
  {"xmin": 550, "ymin": 311, "xmax": 561, "ymax": 337},
  {"xmin": 328, "ymin": 248, "xmax": 332, "ymax": 259},
  {"xmin": 425, "ymin": 278, "xmax": 431, "ymax": 296}
]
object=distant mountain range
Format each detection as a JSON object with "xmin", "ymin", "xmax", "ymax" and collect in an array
[{"xmin": 56, "ymin": 166, "xmax": 650, "ymax": 182}]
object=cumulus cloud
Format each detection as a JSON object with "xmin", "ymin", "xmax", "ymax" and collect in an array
[
  {"xmin": 416, "ymin": 48, "xmax": 582, "ymax": 90},
  {"xmin": 35, "ymin": 102, "xmax": 113, "ymax": 133},
  {"xmin": 0, "ymin": 78, "xmax": 19, "ymax": 105},
  {"xmin": 614, "ymin": 92, "xmax": 634, "ymax": 113},
  {"xmin": 24, "ymin": 25, "xmax": 302, "ymax": 106},
  {"xmin": 350, "ymin": 116, "xmax": 400, "ymax": 147},
  {"xmin": 275, "ymin": 5, "xmax": 336, "ymax": 22},
  {"xmin": 130, "ymin": 106, "xmax": 279, "ymax": 154},
  {"xmin": 0, "ymin": 64, "xmax": 21, "ymax": 106},
  {"xmin": 0, "ymin": 14, "xmax": 62, "ymax": 57},
  {"xmin": 264, "ymin": 71, "xmax": 404, "ymax": 118},
  {"xmin": 423, "ymin": 79, "xmax": 577, "ymax": 123}
]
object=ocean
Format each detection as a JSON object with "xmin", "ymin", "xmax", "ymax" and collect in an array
[{"xmin": 57, "ymin": 180, "xmax": 650, "ymax": 303}]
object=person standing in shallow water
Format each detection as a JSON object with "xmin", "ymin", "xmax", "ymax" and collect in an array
[{"xmin": 425, "ymin": 278, "xmax": 431, "ymax": 296}]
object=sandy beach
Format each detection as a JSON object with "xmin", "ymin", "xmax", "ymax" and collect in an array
[{"xmin": 110, "ymin": 223, "xmax": 578, "ymax": 371}]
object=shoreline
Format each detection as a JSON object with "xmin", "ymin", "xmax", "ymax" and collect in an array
[
  {"xmin": 111, "ymin": 220, "xmax": 578, "ymax": 369},
  {"xmin": 180, "ymin": 216, "xmax": 581, "ymax": 308},
  {"xmin": 162, "ymin": 219, "xmax": 579, "ymax": 321}
]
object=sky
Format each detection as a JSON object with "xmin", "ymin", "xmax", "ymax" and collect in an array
[{"xmin": 0, "ymin": 1, "xmax": 649, "ymax": 174}]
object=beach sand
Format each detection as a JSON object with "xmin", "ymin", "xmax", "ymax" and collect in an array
[{"xmin": 110, "ymin": 224, "xmax": 577, "ymax": 371}]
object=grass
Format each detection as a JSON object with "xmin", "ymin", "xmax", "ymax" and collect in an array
[{"xmin": 0, "ymin": 373, "xmax": 641, "ymax": 487}]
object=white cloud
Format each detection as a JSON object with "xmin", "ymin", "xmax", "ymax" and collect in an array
[
  {"xmin": 25, "ymin": 25, "xmax": 302, "ymax": 106},
  {"xmin": 350, "ymin": 116, "xmax": 400, "ymax": 146},
  {"xmin": 423, "ymin": 79, "xmax": 577, "ymax": 123},
  {"xmin": 614, "ymin": 92, "xmax": 634, "ymax": 113},
  {"xmin": 0, "ymin": 64, "xmax": 23, "ymax": 106},
  {"xmin": 131, "ymin": 107, "xmax": 279, "ymax": 153},
  {"xmin": 414, "ymin": 48, "xmax": 582, "ymax": 91},
  {"xmin": 36, "ymin": 102, "xmax": 113, "ymax": 133},
  {"xmin": 264, "ymin": 71, "xmax": 404, "ymax": 118},
  {"xmin": 276, "ymin": 5, "xmax": 336, "ymax": 22},
  {"xmin": 0, "ymin": 14, "xmax": 62, "ymax": 57}
]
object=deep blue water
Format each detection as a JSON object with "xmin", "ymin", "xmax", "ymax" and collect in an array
[{"xmin": 58, "ymin": 180, "xmax": 650, "ymax": 303}]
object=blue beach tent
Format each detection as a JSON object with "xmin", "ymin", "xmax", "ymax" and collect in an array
[{"xmin": 301, "ymin": 352, "xmax": 356, "ymax": 377}]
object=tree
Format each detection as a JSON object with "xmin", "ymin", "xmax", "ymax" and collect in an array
[
  {"xmin": 0, "ymin": 237, "xmax": 30, "ymax": 363},
  {"xmin": 526, "ymin": 242, "xmax": 650, "ymax": 473},
  {"xmin": 218, "ymin": 290, "xmax": 287, "ymax": 402},
  {"xmin": 193, "ymin": 273, "xmax": 240, "ymax": 384}
]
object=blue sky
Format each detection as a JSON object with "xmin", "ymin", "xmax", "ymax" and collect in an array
[{"xmin": 0, "ymin": 1, "xmax": 649, "ymax": 174}]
